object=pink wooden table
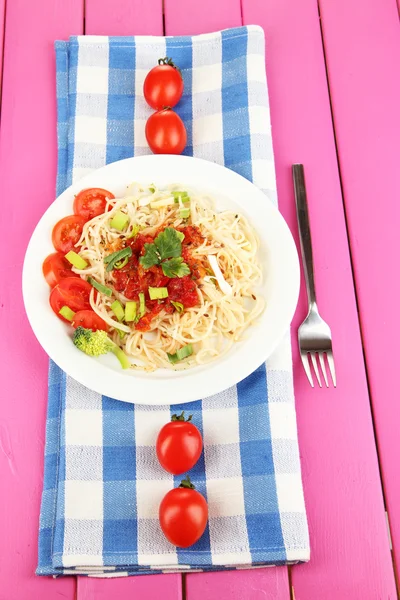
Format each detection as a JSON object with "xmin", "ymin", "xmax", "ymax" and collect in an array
[{"xmin": 0, "ymin": 0, "xmax": 398, "ymax": 598}]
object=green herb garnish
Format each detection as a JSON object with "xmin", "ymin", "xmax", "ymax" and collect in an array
[
  {"xmin": 161, "ymin": 257, "xmax": 191, "ymax": 278},
  {"xmin": 139, "ymin": 228, "xmax": 190, "ymax": 278}
]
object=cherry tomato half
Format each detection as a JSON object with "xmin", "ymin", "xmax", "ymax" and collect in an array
[
  {"xmin": 159, "ymin": 479, "xmax": 208, "ymax": 548},
  {"xmin": 42, "ymin": 252, "xmax": 79, "ymax": 288},
  {"xmin": 72, "ymin": 309, "xmax": 108, "ymax": 332},
  {"xmin": 52, "ymin": 214, "xmax": 86, "ymax": 254},
  {"xmin": 143, "ymin": 59, "xmax": 184, "ymax": 110},
  {"xmin": 145, "ymin": 109, "xmax": 186, "ymax": 155},
  {"xmin": 73, "ymin": 188, "xmax": 115, "ymax": 221},
  {"xmin": 50, "ymin": 277, "xmax": 92, "ymax": 322},
  {"xmin": 156, "ymin": 413, "xmax": 203, "ymax": 475}
]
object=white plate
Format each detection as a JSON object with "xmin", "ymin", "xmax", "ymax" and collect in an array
[{"xmin": 23, "ymin": 155, "xmax": 299, "ymax": 405}]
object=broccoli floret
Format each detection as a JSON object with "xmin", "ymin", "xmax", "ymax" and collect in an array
[{"xmin": 73, "ymin": 326, "xmax": 131, "ymax": 369}]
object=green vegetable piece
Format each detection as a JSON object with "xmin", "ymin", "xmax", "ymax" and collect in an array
[
  {"xmin": 88, "ymin": 277, "xmax": 113, "ymax": 297},
  {"xmin": 140, "ymin": 243, "xmax": 160, "ymax": 269},
  {"xmin": 116, "ymin": 329, "xmax": 126, "ymax": 340},
  {"xmin": 114, "ymin": 256, "xmax": 129, "ymax": 269},
  {"xmin": 176, "ymin": 231, "xmax": 185, "ymax": 242},
  {"xmin": 104, "ymin": 247, "xmax": 132, "ymax": 271},
  {"xmin": 180, "ymin": 207, "xmax": 190, "ymax": 219},
  {"xmin": 111, "ymin": 300, "xmax": 125, "ymax": 322},
  {"xmin": 126, "ymin": 224, "xmax": 140, "ymax": 239},
  {"xmin": 149, "ymin": 186, "xmax": 156, "ymax": 193},
  {"xmin": 65, "ymin": 251, "xmax": 88, "ymax": 270},
  {"xmin": 139, "ymin": 292, "xmax": 146, "ymax": 318},
  {"xmin": 154, "ymin": 227, "xmax": 183, "ymax": 260},
  {"xmin": 171, "ymin": 301, "xmax": 184, "ymax": 313},
  {"xmin": 172, "ymin": 191, "xmax": 189, "ymax": 203},
  {"xmin": 73, "ymin": 326, "xmax": 130, "ymax": 369},
  {"xmin": 162, "ymin": 257, "xmax": 191, "ymax": 278},
  {"xmin": 59, "ymin": 305, "xmax": 75, "ymax": 321},
  {"xmin": 167, "ymin": 344, "xmax": 193, "ymax": 364},
  {"xmin": 149, "ymin": 287, "xmax": 168, "ymax": 300},
  {"xmin": 110, "ymin": 210, "xmax": 129, "ymax": 231},
  {"xmin": 125, "ymin": 301, "xmax": 137, "ymax": 322}
]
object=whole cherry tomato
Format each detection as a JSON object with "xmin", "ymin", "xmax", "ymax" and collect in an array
[
  {"xmin": 159, "ymin": 477, "xmax": 208, "ymax": 547},
  {"xmin": 143, "ymin": 57, "xmax": 184, "ymax": 110},
  {"xmin": 156, "ymin": 412, "xmax": 203, "ymax": 475},
  {"xmin": 145, "ymin": 109, "xmax": 187, "ymax": 155}
]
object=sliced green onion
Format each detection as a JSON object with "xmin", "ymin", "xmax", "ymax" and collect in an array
[
  {"xmin": 65, "ymin": 250, "xmax": 88, "ymax": 270},
  {"xmin": 148, "ymin": 287, "xmax": 168, "ymax": 300},
  {"xmin": 171, "ymin": 301, "xmax": 184, "ymax": 313},
  {"xmin": 111, "ymin": 300, "xmax": 125, "ymax": 322},
  {"xmin": 126, "ymin": 224, "xmax": 140, "ymax": 239},
  {"xmin": 176, "ymin": 231, "xmax": 185, "ymax": 242},
  {"xmin": 104, "ymin": 247, "xmax": 132, "ymax": 272},
  {"xmin": 172, "ymin": 191, "xmax": 189, "ymax": 203},
  {"xmin": 116, "ymin": 329, "xmax": 126, "ymax": 340},
  {"xmin": 114, "ymin": 256, "xmax": 129, "ymax": 270},
  {"xmin": 167, "ymin": 344, "xmax": 193, "ymax": 364},
  {"xmin": 125, "ymin": 301, "xmax": 137, "ymax": 322},
  {"xmin": 139, "ymin": 292, "xmax": 146, "ymax": 318},
  {"xmin": 149, "ymin": 185, "xmax": 156, "ymax": 193},
  {"xmin": 110, "ymin": 210, "xmax": 129, "ymax": 231},
  {"xmin": 180, "ymin": 207, "xmax": 190, "ymax": 219},
  {"xmin": 88, "ymin": 277, "xmax": 113, "ymax": 297},
  {"xmin": 59, "ymin": 306, "xmax": 75, "ymax": 321}
]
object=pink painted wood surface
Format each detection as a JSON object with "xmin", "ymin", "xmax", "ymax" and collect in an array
[
  {"xmin": 79, "ymin": 574, "xmax": 182, "ymax": 600},
  {"xmin": 0, "ymin": 0, "xmax": 83, "ymax": 597},
  {"xmin": 164, "ymin": 0, "xmax": 241, "ymax": 35},
  {"xmin": 186, "ymin": 568, "xmax": 290, "ymax": 600},
  {"xmin": 77, "ymin": 2, "xmax": 182, "ymax": 599},
  {"xmin": 0, "ymin": 0, "xmax": 5, "ymax": 92},
  {"xmin": 85, "ymin": 0, "xmax": 163, "ymax": 36},
  {"xmin": 318, "ymin": 0, "xmax": 400, "ymax": 579},
  {"xmin": 240, "ymin": 0, "xmax": 397, "ymax": 598}
]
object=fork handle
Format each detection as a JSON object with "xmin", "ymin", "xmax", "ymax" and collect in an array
[{"xmin": 292, "ymin": 164, "xmax": 317, "ymax": 307}]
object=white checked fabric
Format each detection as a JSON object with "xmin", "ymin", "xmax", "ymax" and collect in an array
[{"xmin": 37, "ymin": 25, "xmax": 309, "ymax": 576}]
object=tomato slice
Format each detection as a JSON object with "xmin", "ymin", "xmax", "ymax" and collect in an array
[
  {"xmin": 72, "ymin": 309, "xmax": 108, "ymax": 332},
  {"xmin": 49, "ymin": 277, "xmax": 93, "ymax": 321},
  {"xmin": 52, "ymin": 215, "xmax": 86, "ymax": 254},
  {"xmin": 42, "ymin": 252, "xmax": 78, "ymax": 288},
  {"xmin": 73, "ymin": 188, "xmax": 115, "ymax": 221}
]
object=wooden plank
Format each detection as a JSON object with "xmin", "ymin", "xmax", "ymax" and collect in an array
[
  {"xmin": 164, "ymin": 1, "xmax": 290, "ymax": 598},
  {"xmin": 318, "ymin": 0, "xmax": 400, "ymax": 580},
  {"xmin": 77, "ymin": 1, "xmax": 181, "ymax": 598},
  {"xmin": 0, "ymin": 0, "xmax": 83, "ymax": 597},
  {"xmin": 85, "ymin": 0, "xmax": 163, "ymax": 36},
  {"xmin": 186, "ymin": 569, "xmax": 290, "ymax": 600},
  {"xmin": 0, "ymin": 0, "xmax": 5, "ymax": 92},
  {"xmin": 241, "ymin": 0, "xmax": 397, "ymax": 598}
]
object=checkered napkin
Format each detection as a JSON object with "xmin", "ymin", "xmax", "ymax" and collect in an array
[{"xmin": 37, "ymin": 25, "xmax": 309, "ymax": 577}]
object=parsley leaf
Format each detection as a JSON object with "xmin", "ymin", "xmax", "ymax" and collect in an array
[
  {"xmin": 154, "ymin": 227, "xmax": 182, "ymax": 260},
  {"xmin": 162, "ymin": 257, "xmax": 191, "ymax": 278},
  {"xmin": 140, "ymin": 243, "xmax": 160, "ymax": 269}
]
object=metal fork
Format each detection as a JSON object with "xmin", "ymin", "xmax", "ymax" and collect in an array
[{"xmin": 292, "ymin": 164, "xmax": 336, "ymax": 388}]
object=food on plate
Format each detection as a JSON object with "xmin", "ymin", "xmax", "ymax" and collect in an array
[
  {"xmin": 159, "ymin": 477, "xmax": 208, "ymax": 547},
  {"xmin": 43, "ymin": 183, "xmax": 264, "ymax": 371},
  {"xmin": 145, "ymin": 109, "xmax": 187, "ymax": 155},
  {"xmin": 73, "ymin": 187, "xmax": 115, "ymax": 221},
  {"xmin": 73, "ymin": 326, "xmax": 130, "ymax": 369},
  {"xmin": 156, "ymin": 412, "xmax": 203, "ymax": 475},
  {"xmin": 143, "ymin": 57, "xmax": 184, "ymax": 110}
]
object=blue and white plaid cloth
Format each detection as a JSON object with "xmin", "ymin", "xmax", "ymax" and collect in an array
[{"xmin": 37, "ymin": 25, "xmax": 309, "ymax": 576}]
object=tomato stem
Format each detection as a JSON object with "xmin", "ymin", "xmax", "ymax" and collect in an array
[
  {"xmin": 171, "ymin": 411, "xmax": 192, "ymax": 422},
  {"xmin": 157, "ymin": 57, "xmax": 182, "ymax": 76},
  {"xmin": 179, "ymin": 476, "xmax": 195, "ymax": 490}
]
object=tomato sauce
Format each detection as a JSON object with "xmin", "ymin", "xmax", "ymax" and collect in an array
[{"xmin": 112, "ymin": 229, "xmax": 202, "ymax": 331}]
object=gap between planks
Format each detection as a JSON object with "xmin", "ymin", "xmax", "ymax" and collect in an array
[{"xmin": 316, "ymin": 0, "xmax": 398, "ymax": 586}]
